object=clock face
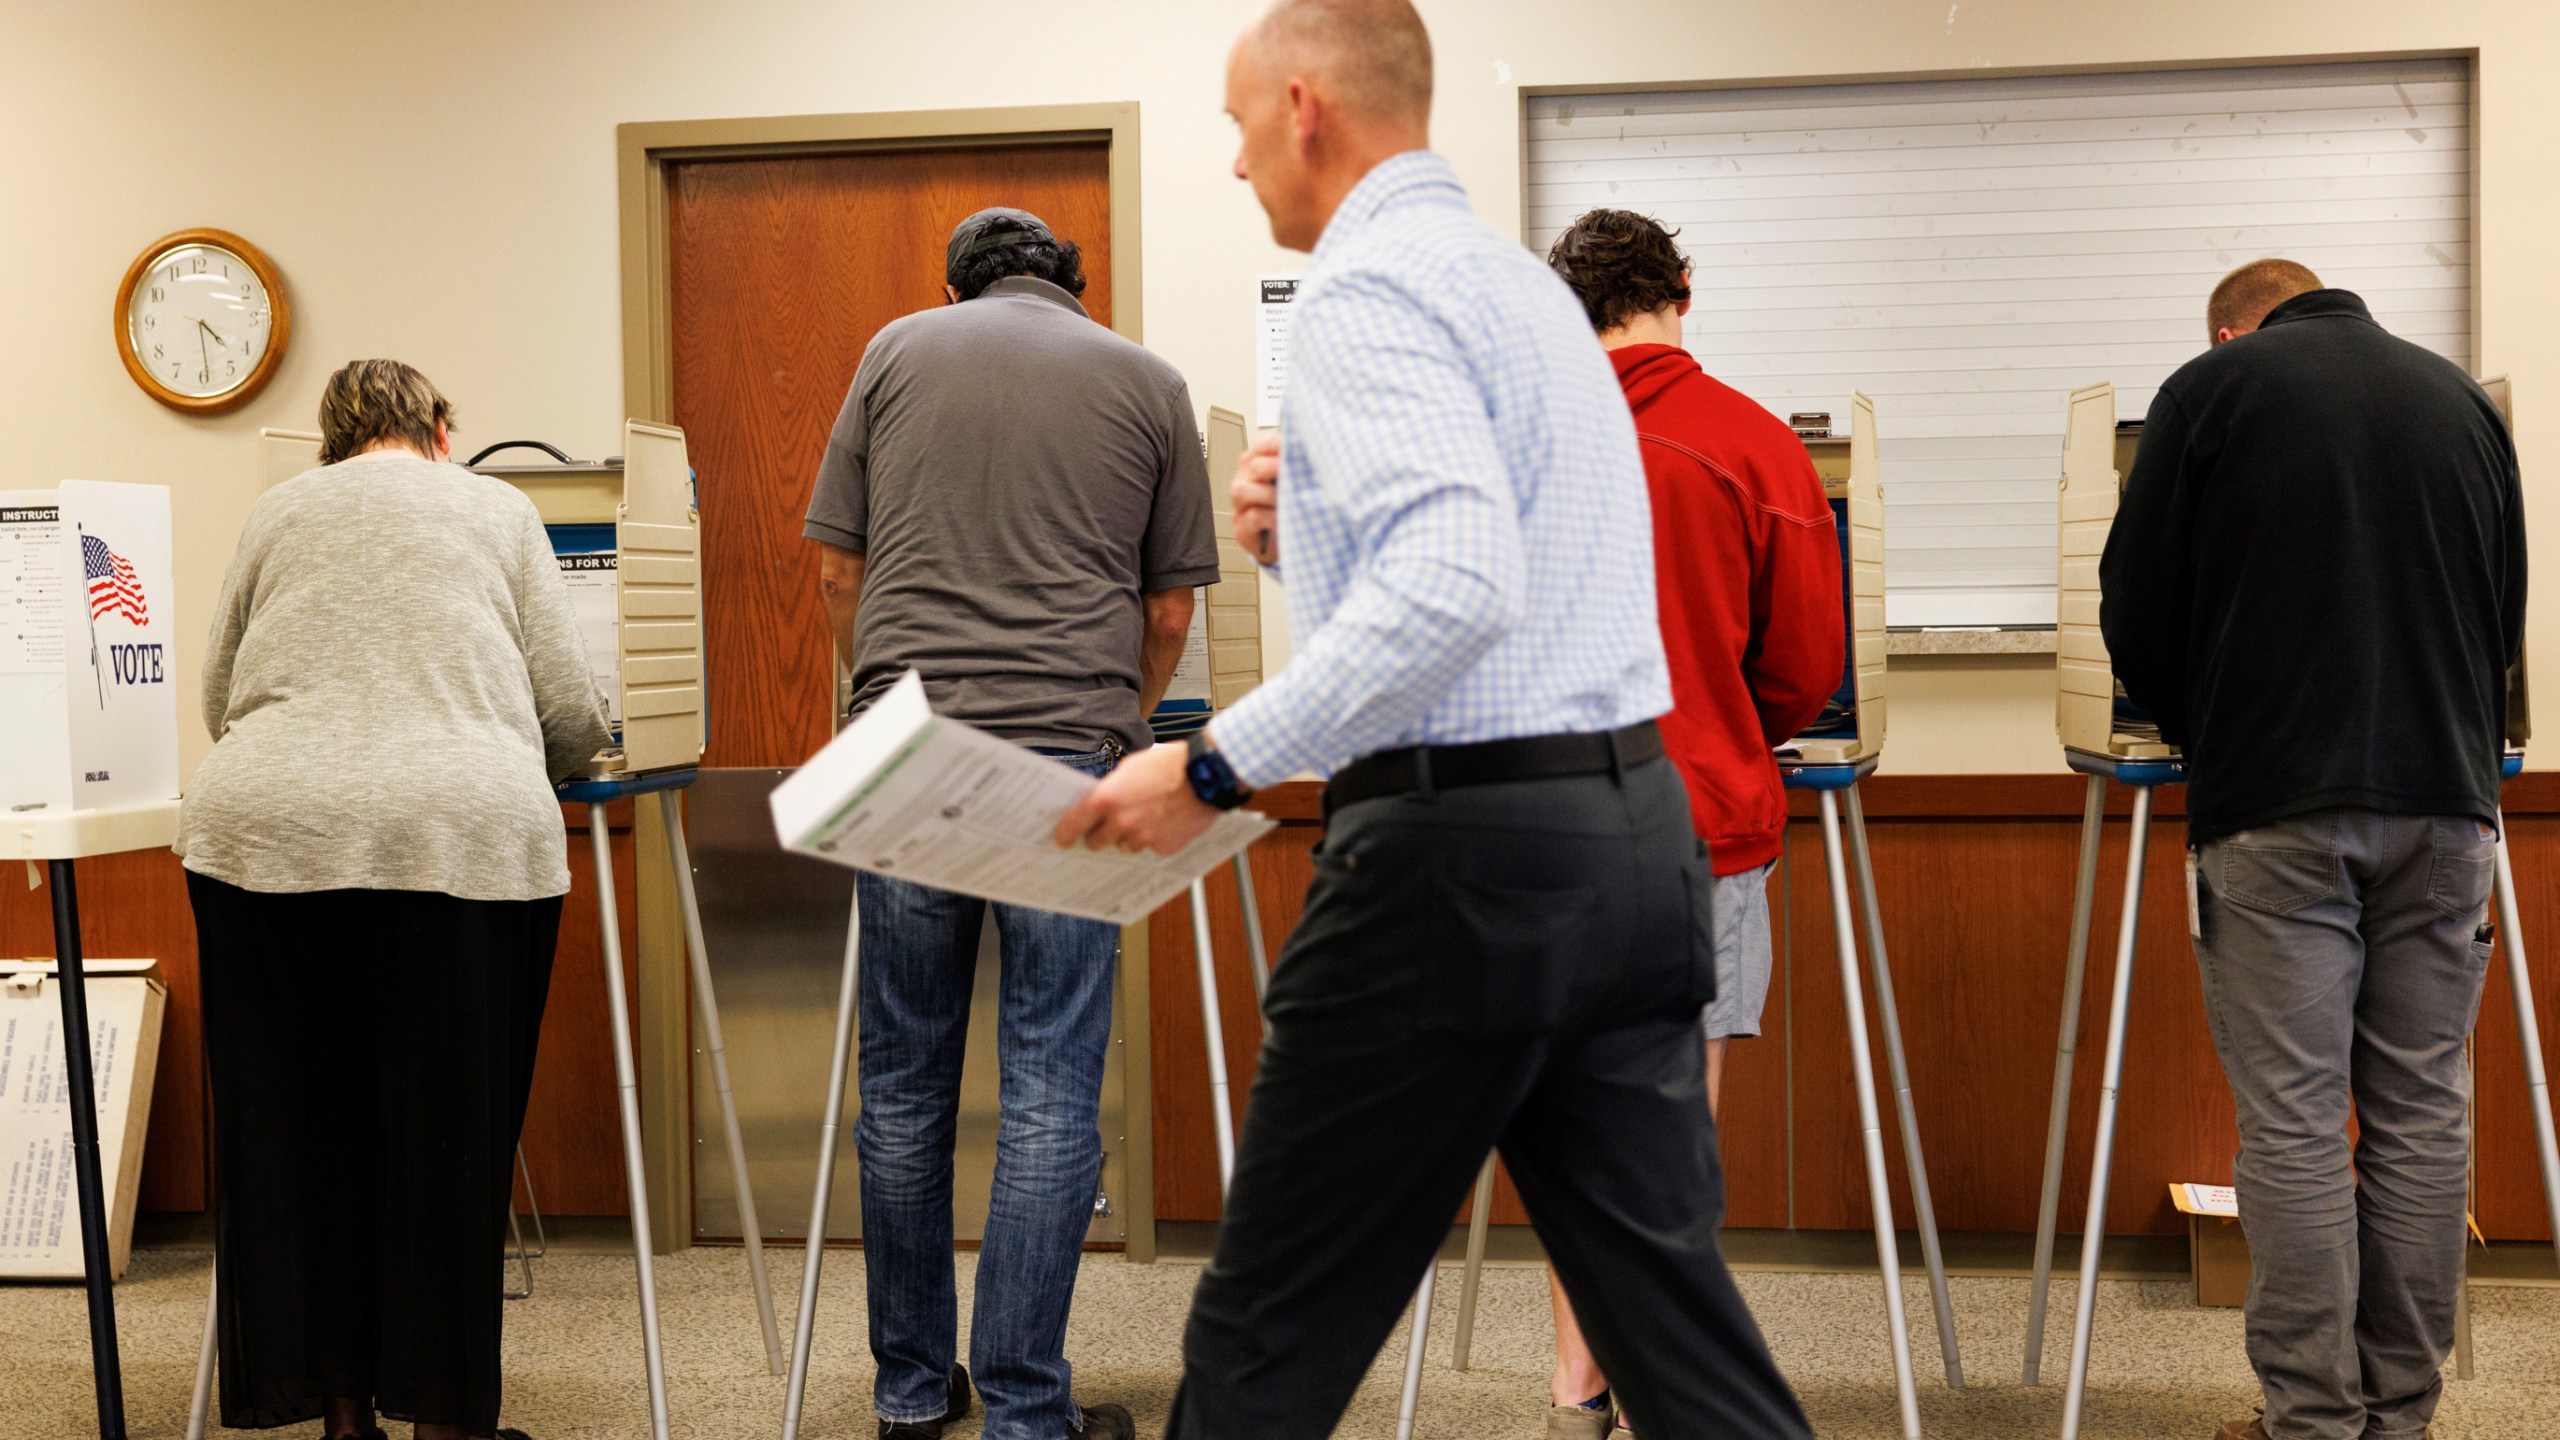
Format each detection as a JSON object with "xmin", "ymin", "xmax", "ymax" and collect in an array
[{"xmin": 125, "ymin": 243, "xmax": 274, "ymax": 400}]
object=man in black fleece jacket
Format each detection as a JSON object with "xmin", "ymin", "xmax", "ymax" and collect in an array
[{"xmin": 2101, "ymin": 259, "xmax": 2524, "ymax": 1440}]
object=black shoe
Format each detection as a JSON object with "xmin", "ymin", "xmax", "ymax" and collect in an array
[
  {"xmin": 1072, "ymin": 1403, "xmax": 1137, "ymax": 1440},
  {"xmin": 878, "ymin": 1364, "xmax": 974, "ymax": 1440}
]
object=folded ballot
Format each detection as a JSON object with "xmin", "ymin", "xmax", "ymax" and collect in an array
[{"xmin": 770, "ymin": 670, "xmax": 1275, "ymax": 926}]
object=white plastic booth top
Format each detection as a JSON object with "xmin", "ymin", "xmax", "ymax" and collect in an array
[
  {"xmin": 1784, "ymin": 391, "xmax": 1886, "ymax": 766},
  {"xmin": 2055, "ymin": 382, "xmax": 2178, "ymax": 765},
  {"xmin": 258, "ymin": 422, "xmax": 704, "ymax": 780}
]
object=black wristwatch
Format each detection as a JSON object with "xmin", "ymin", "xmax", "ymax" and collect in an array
[{"xmin": 1184, "ymin": 730, "xmax": 1251, "ymax": 810}]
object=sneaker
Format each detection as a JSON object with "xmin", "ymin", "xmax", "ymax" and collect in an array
[
  {"xmin": 1545, "ymin": 1394, "xmax": 1613, "ymax": 1440},
  {"xmin": 878, "ymin": 1364, "xmax": 974, "ymax": 1439},
  {"xmin": 1072, "ymin": 1402, "xmax": 1137, "ymax": 1439}
]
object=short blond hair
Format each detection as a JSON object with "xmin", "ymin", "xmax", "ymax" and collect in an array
[
  {"xmin": 318, "ymin": 359, "xmax": 455, "ymax": 466},
  {"xmin": 1256, "ymin": 0, "xmax": 1433, "ymax": 129},
  {"xmin": 2207, "ymin": 259, "xmax": 2323, "ymax": 341}
]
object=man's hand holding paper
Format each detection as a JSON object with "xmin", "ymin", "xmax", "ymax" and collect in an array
[{"xmin": 770, "ymin": 670, "xmax": 1271, "ymax": 926}]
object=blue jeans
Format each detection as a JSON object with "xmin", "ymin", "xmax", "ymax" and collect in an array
[{"xmin": 854, "ymin": 746, "xmax": 1120, "ymax": 1439}]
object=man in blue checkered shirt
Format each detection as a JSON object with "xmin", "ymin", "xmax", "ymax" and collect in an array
[{"xmin": 1058, "ymin": 3, "xmax": 1811, "ymax": 1436}]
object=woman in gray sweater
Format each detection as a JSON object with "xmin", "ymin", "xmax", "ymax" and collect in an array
[{"xmin": 179, "ymin": 360, "xmax": 611, "ymax": 1440}]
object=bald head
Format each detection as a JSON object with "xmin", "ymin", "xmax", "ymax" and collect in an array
[
  {"xmin": 1251, "ymin": 0, "xmax": 1433, "ymax": 131},
  {"xmin": 1225, "ymin": 0, "xmax": 1435, "ymax": 250},
  {"xmin": 2208, "ymin": 258, "xmax": 2323, "ymax": 345}
]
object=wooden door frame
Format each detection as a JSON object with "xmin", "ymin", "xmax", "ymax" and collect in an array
[{"xmin": 612, "ymin": 102, "xmax": 1156, "ymax": 1259}]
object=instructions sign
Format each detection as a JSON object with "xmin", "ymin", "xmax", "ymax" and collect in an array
[{"xmin": 1255, "ymin": 276, "xmax": 1298, "ymax": 428}]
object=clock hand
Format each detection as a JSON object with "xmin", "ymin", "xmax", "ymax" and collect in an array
[
  {"xmin": 198, "ymin": 326, "xmax": 210, "ymax": 374},
  {"xmin": 196, "ymin": 317, "xmax": 231, "ymax": 350}
]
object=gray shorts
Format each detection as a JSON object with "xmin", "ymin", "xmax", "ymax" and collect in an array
[{"xmin": 1700, "ymin": 861, "xmax": 1776, "ymax": 1040}]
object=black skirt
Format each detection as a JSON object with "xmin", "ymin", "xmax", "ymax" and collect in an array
[{"xmin": 189, "ymin": 872, "xmax": 561, "ymax": 1433}]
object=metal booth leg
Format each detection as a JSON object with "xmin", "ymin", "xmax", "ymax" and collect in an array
[
  {"xmin": 49, "ymin": 860, "xmax": 126, "ymax": 1440},
  {"xmin": 1231, "ymin": 851, "xmax": 1273, "ymax": 1003},
  {"xmin": 659, "ymin": 789, "xmax": 788, "ymax": 1376},
  {"xmin": 781, "ymin": 893, "xmax": 862, "ymax": 1440},
  {"xmin": 2059, "ymin": 785, "xmax": 2154, "ymax": 1440},
  {"xmin": 1189, "ymin": 879, "xmax": 1239, "ymax": 1190},
  {"xmin": 1818, "ymin": 791, "xmax": 1922, "ymax": 1440},
  {"xmin": 1396, "ymin": 1263, "xmax": 1439, "ymax": 1440},
  {"xmin": 1844, "ymin": 784, "xmax": 1963, "ymax": 1389},
  {"xmin": 518, "ymin": 1143, "xmax": 549, "ymax": 1257},
  {"xmin": 186, "ymin": 1267, "xmax": 217, "ymax": 1440},
  {"xmin": 1450, "ymin": 1157, "xmax": 1498, "ymax": 1371},
  {"xmin": 587, "ymin": 805, "xmax": 671, "ymax": 1440},
  {"xmin": 2492, "ymin": 816, "xmax": 2560, "ymax": 1272},
  {"xmin": 2025, "ymin": 773, "xmax": 2108, "ymax": 1384}
]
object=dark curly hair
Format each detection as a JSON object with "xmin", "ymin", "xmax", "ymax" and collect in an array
[
  {"xmin": 949, "ymin": 238, "xmax": 1090, "ymax": 303},
  {"xmin": 1546, "ymin": 209, "xmax": 1691, "ymax": 334}
]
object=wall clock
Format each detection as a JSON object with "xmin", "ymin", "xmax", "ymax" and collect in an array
[{"xmin": 114, "ymin": 228, "xmax": 290, "ymax": 415}]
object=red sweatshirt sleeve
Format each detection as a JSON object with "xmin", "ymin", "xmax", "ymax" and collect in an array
[{"xmin": 1739, "ymin": 451, "xmax": 1846, "ymax": 747}]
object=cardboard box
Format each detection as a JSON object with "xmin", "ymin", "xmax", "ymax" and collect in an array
[
  {"xmin": 2172, "ymin": 1182, "xmax": 2250, "ymax": 1307},
  {"xmin": 0, "ymin": 959, "xmax": 167, "ymax": 1280},
  {"xmin": 2168, "ymin": 1181, "xmax": 2251, "ymax": 1307}
]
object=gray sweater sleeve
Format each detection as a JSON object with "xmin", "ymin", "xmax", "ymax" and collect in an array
[{"xmin": 511, "ymin": 508, "xmax": 614, "ymax": 782}]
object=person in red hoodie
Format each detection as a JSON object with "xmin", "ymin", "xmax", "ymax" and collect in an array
[{"xmin": 1534, "ymin": 209, "xmax": 1846, "ymax": 1438}]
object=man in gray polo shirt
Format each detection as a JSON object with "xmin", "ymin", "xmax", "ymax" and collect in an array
[{"xmin": 803, "ymin": 207, "xmax": 1218, "ymax": 1440}]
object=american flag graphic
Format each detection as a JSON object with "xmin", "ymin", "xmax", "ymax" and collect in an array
[{"xmin": 83, "ymin": 533, "xmax": 148, "ymax": 625}]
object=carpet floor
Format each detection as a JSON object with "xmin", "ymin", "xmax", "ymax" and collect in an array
[{"xmin": 10, "ymin": 1248, "xmax": 2560, "ymax": 1438}]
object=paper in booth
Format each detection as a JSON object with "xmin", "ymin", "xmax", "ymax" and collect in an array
[{"xmin": 769, "ymin": 671, "xmax": 1273, "ymax": 927}]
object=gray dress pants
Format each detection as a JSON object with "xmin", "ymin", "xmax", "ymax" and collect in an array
[{"xmin": 2192, "ymin": 808, "xmax": 2497, "ymax": 1440}]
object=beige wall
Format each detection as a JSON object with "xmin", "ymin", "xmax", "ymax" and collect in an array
[{"xmin": 5, "ymin": 1, "xmax": 2548, "ymax": 779}]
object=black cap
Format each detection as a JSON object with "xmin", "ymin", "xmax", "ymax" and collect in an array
[{"xmin": 946, "ymin": 207, "xmax": 1055, "ymax": 277}]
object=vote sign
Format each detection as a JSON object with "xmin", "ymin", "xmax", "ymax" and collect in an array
[{"xmin": 0, "ymin": 480, "xmax": 179, "ymax": 815}]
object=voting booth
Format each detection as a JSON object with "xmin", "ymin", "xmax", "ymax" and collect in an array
[
  {"xmin": 2024, "ymin": 379, "xmax": 2560, "ymax": 1438},
  {"xmin": 1787, "ymin": 394, "xmax": 1889, "ymax": 764},
  {"xmin": 1150, "ymin": 405, "xmax": 1267, "ymax": 743},
  {"xmin": 211, "ymin": 425, "xmax": 770, "ymax": 1440},
  {"xmin": 2023, "ymin": 379, "xmax": 2187, "ymax": 1421},
  {"xmin": 1776, "ymin": 393, "xmax": 1961, "ymax": 1440},
  {"xmin": 1, "ymin": 480, "xmax": 181, "ymax": 1440}
]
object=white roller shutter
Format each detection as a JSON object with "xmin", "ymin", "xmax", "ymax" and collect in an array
[{"xmin": 1523, "ymin": 59, "xmax": 2473, "ymax": 627}]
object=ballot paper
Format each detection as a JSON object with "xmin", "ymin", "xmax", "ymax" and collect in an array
[{"xmin": 771, "ymin": 670, "xmax": 1275, "ymax": 926}]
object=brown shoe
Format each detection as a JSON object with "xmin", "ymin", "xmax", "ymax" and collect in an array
[
  {"xmin": 1545, "ymin": 1399, "xmax": 1613, "ymax": 1440},
  {"xmin": 2213, "ymin": 1421, "xmax": 2268, "ymax": 1440}
]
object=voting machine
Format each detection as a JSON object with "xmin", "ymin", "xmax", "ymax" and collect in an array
[
  {"xmin": 1780, "ymin": 391, "xmax": 1886, "ymax": 765},
  {"xmin": 1148, "ymin": 405, "xmax": 1266, "ymax": 742},
  {"xmin": 257, "ymin": 423, "xmax": 704, "ymax": 778},
  {"xmin": 2053, "ymin": 382, "xmax": 2174, "ymax": 763}
]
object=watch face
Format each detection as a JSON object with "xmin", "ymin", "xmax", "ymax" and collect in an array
[{"xmin": 127, "ymin": 243, "xmax": 273, "ymax": 399}]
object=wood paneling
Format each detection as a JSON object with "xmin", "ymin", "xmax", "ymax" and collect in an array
[
  {"xmin": 666, "ymin": 142, "xmax": 1115, "ymax": 770},
  {"xmin": 0, "ymin": 813, "xmax": 638, "ymax": 1217},
  {"xmin": 1154, "ymin": 775, "xmax": 2560, "ymax": 1242},
  {"xmin": 0, "ymin": 850, "xmax": 205, "ymax": 1212}
]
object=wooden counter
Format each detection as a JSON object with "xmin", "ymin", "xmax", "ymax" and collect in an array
[{"xmin": 1148, "ymin": 774, "xmax": 2560, "ymax": 1241}]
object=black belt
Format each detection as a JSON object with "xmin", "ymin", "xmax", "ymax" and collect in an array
[{"xmin": 1325, "ymin": 721, "xmax": 1664, "ymax": 814}]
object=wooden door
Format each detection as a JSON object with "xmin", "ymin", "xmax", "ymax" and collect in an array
[{"xmin": 664, "ymin": 142, "xmax": 1115, "ymax": 768}]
